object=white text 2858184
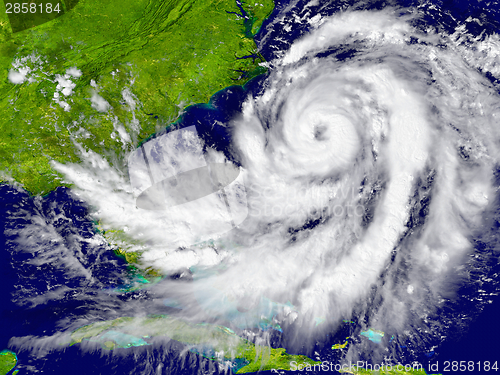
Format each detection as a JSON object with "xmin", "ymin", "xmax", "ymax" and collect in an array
[{"xmin": 5, "ymin": 3, "xmax": 61, "ymax": 14}]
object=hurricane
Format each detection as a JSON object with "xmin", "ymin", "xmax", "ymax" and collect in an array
[{"xmin": 3, "ymin": 0, "xmax": 500, "ymax": 374}]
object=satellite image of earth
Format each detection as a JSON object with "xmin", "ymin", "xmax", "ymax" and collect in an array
[{"xmin": 1, "ymin": 0, "xmax": 500, "ymax": 374}]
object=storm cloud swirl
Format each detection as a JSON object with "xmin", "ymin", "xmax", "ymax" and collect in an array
[{"xmin": 221, "ymin": 8, "xmax": 500, "ymax": 361}]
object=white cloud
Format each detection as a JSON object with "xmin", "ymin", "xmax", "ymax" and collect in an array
[
  {"xmin": 8, "ymin": 67, "xmax": 30, "ymax": 84},
  {"xmin": 51, "ymin": 67, "xmax": 82, "ymax": 111},
  {"xmin": 7, "ymin": 52, "xmax": 47, "ymax": 85},
  {"xmin": 55, "ymin": 74, "xmax": 76, "ymax": 96},
  {"xmin": 66, "ymin": 66, "xmax": 82, "ymax": 78},
  {"xmin": 90, "ymin": 92, "xmax": 110, "ymax": 112}
]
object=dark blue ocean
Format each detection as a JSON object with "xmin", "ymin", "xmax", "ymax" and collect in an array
[{"xmin": 1, "ymin": 0, "xmax": 500, "ymax": 374}]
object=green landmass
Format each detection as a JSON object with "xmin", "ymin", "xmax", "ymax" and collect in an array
[
  {"xmin": 332, "ymin": 337, "xmax": 349, "ymax": 349},
  {"xmin": 339, "ymin": 366, "xmax": 442, "ymax": 375},
  {"xmin": 98, "ymin": 222, "xmax": 161, "ymax": 278},
  {"xmin": 93, "ymin": 221, "xmax": 163, "ymax": 287},
  {"xmin": 0, "ymin": 350, "xmax": 17, "ymax": 375},
  {"xmin": 241, "ymin": 0, "xmax": 274, "ymax": 36},
  {"xmin": 0, "ymin": 0, "xmax": 274, "ymax": 195},
  {"xmin": 68, "ymin": 314, "xmax": 319, "ymax": 374}
]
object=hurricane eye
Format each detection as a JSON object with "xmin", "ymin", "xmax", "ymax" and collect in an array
[{"xmin": 313, "ymin": 124, "xmax": 328, "ymax": 140}]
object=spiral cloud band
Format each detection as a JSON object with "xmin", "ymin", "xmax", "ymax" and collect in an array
[
  {"xmin": 229, "ymin": 8, "xmax": 498, "ymax": 329},
  {"xmin": 41, "ymin": 5, "xmax": 500, "ymax": 366}
]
